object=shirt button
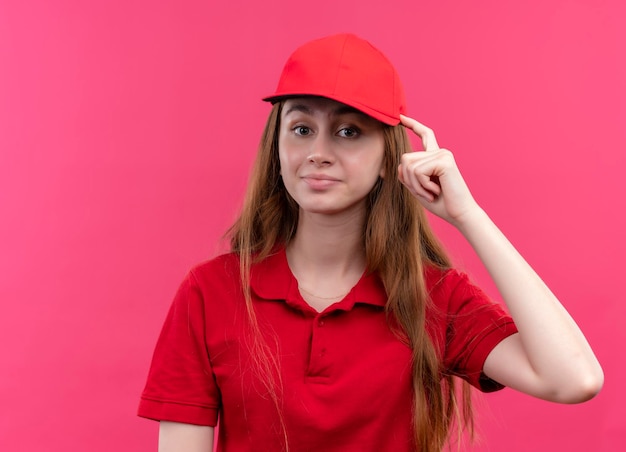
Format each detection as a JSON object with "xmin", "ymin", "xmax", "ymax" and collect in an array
[{"xmin": 319, "ymin": 320, "xmax": 325, "ymax": 327}]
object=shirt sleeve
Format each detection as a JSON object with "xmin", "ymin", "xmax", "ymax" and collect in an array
[
  {"xmin": 435, "ymin": 269, "xmax": 518, "ymax": 392},
  {"xmin": 137, "ymin": 271, "xmax": 221, "ymax": 426}
]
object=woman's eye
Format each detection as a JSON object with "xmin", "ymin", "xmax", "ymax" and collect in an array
[
  {"xmin": 293, "ymin": 126, "xmax": 311, "ymax": 136},
  {"xmin": 338, "ymin": 127, "xmax": 359, "ymax": 138}
]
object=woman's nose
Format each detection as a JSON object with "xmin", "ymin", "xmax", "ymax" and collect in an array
[{"xmin": 307, "ymin": 135, "xmax": 335, "ymax": 166}]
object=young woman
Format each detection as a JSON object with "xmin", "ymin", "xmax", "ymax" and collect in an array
[{"xmin": 138, "ymin": 34, "xmax": 603, "ymax": 452}]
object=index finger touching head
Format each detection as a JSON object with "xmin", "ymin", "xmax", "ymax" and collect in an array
[{"xmin": 400, "ymin": 115, "xmax": 439, "ymax": 152}]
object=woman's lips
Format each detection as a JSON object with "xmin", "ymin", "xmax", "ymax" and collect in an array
[{"xmin": 302, "ymin": 174, "xmax": 340, "ymax": 190}]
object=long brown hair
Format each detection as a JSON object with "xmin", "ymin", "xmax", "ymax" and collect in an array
[{"xmin": 228, "ymin": 102, "xmax": 473, "ymax": 451}]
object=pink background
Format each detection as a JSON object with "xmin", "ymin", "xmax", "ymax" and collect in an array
[{"xmin": 1, "ymin": 0, "xmax": 624, "ymax": 450}]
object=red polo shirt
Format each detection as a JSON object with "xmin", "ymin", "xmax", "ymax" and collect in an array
[{"xmin": 138, "ymin": 249, "xmax": 517, "ymax": 451}]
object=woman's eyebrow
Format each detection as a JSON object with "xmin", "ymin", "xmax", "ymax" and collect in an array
[
  {"xmin": 283, "ymin": 103, "xmax": 365, "ymax": 119},
  {"xmin": 333, "ymin": 105, "xmax": 361, "ymax": 117},
  {"xmin": 284, "ymin": 104, "xmax": 313, "ymax": 117}
]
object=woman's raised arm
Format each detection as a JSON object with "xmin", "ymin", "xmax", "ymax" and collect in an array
[{"xmin": 398, "ymin": 115, "xmax": 604, "ymax": 403}]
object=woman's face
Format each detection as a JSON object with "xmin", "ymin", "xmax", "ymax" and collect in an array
[{"xmin": 278, "ymin": 97, "xmax": 386, "ymax": 218}]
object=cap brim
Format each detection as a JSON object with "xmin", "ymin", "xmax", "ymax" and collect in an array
[{"xmin": 262, "ymin": 93, "xmax": 400, "ymax": 126}]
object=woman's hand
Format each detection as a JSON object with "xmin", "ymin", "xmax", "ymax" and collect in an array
[{"xmin": 398, "ymin": 114, "xmax": 480, "ymax": 226}]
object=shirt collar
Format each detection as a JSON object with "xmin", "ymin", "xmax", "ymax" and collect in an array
[{"xmin": 250, "ymin": 247, "xmax": 387, "ymax": 311}]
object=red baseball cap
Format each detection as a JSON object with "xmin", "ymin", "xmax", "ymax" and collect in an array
[{"xmin": 263, "ymin": 34, "xmax": 407, "ymax": 126}]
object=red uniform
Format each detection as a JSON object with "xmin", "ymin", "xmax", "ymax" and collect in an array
[{"xmin": 138, "ymin": 248, "xmax": 517, "ymax": 451}]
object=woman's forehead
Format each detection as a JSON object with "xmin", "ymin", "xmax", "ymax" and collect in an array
[{"xmin": 282, "ymin": 97, "xmax": 372, "ymax": 122}]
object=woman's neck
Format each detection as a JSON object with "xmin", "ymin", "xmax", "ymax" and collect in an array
[
  {"xmin": 289, "ymin": 209, "xmax": 366, "ymax": 271},
  {"xmin": 286, "ymin": 208, "xmax": 367, "ymax": 311}
]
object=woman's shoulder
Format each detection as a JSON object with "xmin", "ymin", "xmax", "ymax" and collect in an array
[
  {"xmin": 423, "ymin": 264, "xmax": 465, "ymax": 290},
  {"xmin": 185, "ymin": 252, "xmax": 241, "ymax": 289},
  {"xmin": 182, "ymin": 249, "xmax": 288, "ymax": 307},
  {"xmin": 192, "ymin": 251, "xmax": 240, "ymax": 272},
  {"xmin": 186, "ymin": 249, "xmax": 286, "ymax": 290},
  {"xmin": 423, "ymin": 264, "xmax": 489, "ymax": 308}
]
